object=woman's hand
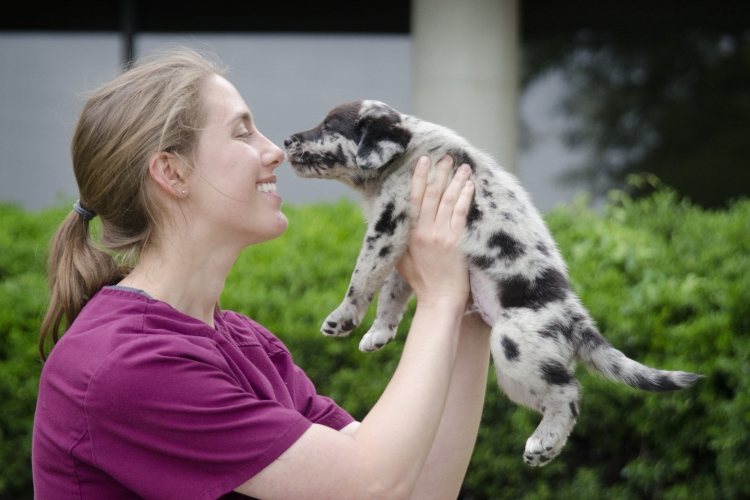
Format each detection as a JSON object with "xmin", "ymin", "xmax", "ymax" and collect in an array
[{"xmin": 396, "ymin": 155, "xmax": 474, "ymax": 309}]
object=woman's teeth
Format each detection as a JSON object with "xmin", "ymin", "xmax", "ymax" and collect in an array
[{"xmin": 256, "ymin": 183, "xmax": 277, "ymax": 193}]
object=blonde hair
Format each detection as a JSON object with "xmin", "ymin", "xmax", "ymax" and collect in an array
[{"xmin": 40, "ymin": 48, "xmax": 226, "ymax": 360}]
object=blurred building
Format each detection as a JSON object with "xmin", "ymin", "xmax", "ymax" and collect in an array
[{"xmin": 1, "ymin": 0, "xmax": 747, "ymax": 211}]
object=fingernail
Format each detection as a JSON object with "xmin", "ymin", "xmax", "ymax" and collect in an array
[
  {"xmin": 418, "ymin": 156, "xmax": 429, "ymax": 167},
  {"xmin": 465, "ymin": 180, "xmax": 474, "ymax": 188},
  {"xmin": 460, "ymin": 164, "xmax": 471, "ymax": 173}
]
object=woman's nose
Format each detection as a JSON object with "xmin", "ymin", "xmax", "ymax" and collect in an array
[{"xmin": 265, "ymin": 142, "xmax": 285, "ymax": 168}]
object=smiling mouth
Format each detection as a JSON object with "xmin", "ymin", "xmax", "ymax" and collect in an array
[{"xmin": 256, "ymin": 182, "xmax": 277, "ymax": 193}]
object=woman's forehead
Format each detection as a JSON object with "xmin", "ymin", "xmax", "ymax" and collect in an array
[{"xmin": 204, "ymin": 75, "xmax": 252, "ymax": 126}]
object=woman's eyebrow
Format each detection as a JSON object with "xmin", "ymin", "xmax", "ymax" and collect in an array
[{"xmin": 229, "ymin": 110, "xmax": 252, "ymax": 127}]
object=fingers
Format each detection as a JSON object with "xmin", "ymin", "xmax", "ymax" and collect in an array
[
  {"xmin": 451, "ymin": 176, "xmax": 474, "ymax": 233},
  {"xmin": 409, "ymin": 156, "xmax": 431, "ymax": 211},
  {"xmin": 415, "ymin": 155, "xmax": 454, "ymax": 225},
  {"xmin": 435, "ymin": 163, "xmax": 473, "ymax": 229}
]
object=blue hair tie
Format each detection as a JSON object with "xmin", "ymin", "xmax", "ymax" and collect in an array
[{"xmin": 73, "ymin": 199, "xmax": 96, "ymax": 221}]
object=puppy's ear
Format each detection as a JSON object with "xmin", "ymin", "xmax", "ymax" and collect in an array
[{"xmin": 356, "ymin": 112, "xmax": 412, "ymax": 170}]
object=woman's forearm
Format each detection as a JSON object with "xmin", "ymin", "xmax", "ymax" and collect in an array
[
  {"xmin": 411, "ymin": 311, "xmax": 492, "ymax": 500},
  {"xmin": 352, "ymin": 297, "xmax": 466, "ymax": 497}
]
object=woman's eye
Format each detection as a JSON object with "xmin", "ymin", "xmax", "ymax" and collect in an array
[{"xmin": 239, "ymin": 132, "xmax": 252, "ymax": 141}]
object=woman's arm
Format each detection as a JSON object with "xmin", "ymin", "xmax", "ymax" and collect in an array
[
  {"xmin": 411, "ymin": 311, "xmax": 492, "ymax": 500},
  {"xmin": 234, "ymin": 156, "xmax": 475, "ymax": 500},
  {"xmin": 339, "ymin": 312, "xmax": 491, "ymax": 500}
]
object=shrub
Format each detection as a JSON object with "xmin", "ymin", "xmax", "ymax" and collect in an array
[{"xmin": 0, "ymin": 191, "xmax": 748, "ymax": 499}]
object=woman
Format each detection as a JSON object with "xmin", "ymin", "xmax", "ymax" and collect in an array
[{"xmin": 32, "ymin": 49, "xmax": 491, "ymax": 500}]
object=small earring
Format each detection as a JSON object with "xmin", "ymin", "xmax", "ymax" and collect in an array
[{"xmin": 181, "ymin": 190, "xmax": 187, "ymax": 195}]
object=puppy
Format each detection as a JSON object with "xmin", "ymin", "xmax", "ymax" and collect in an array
[{"xmin": 285, "ymin": 100, "xmax": 701, "ymax": 466}]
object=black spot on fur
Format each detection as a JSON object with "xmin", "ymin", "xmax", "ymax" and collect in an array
[
  {"xmin": 366, "ymin": 234, "xmax": 382, "ymax": 245},
  {"xmin": 489, "ymin": 202, "xmax": 497, "ymax": 209},
  {"xmin": 467, "ymin": 196, "xmax": 483, "ymax": 229},
  {"xmin": 536, "ymin": 242, "xmax": 550, "ymax": 256},
  {"xmin": 388, "ymin": 323, "xmax": 398, "ymax": 330},
  {"xmin": 341, "ymin": 319, "xmax": 356, "ymax": 332},
  {"xmin": 538, "ymin": 455, "xmax": 551, "ymax": 463},
  {"xmin": 501, "ymin": 336, "xmax": 520, "ymax": 361},
  {"xmin": 579, "ymin": 326, "xmax": 608, "ymax": 350},
  {"xmin": 469, "ymin": 254, "xmax": 495, "ymax": 270},
  {"xmin": 498, "ymin": 268, "xmax": 570, "ymax": 309},
  {"xmin": 427, "ymin": 145, "xmax": 442, "ymax": 154},
  {"xmin": 539, "ymin": 319, "xmax": 575, "ymax": 342},
  {"xmin": 348, "ymin": 286, "xmax": 355, "ymax": 297},
  {"xmin": 627, "ymin": 373, "xmax": 684, "ymax": 392},
  {"xmin": 321, "ymin": 144, "xmax": 348, "ymax": 168},
  {"xmin": 569, "ymin": 401, "xmax": 579, "ymax": 418},
  {"xmin": 481, "ymin": 189, "xmax": 492, "ymax": 198},
  {"xmin": 323, "ymin": 329, "xmax": 334, "ymax": 334},
  {"xmin": 502, "ymin": 212, "xmax": 513, "ymax": 220},
  {"xmin": 541, "ymin": 361, "xmax": 574, "ymax": 386},
  {"xmin": 327, "ymin": 321, "xmax": 338, "ymax": 328},
  {"xmin": 379, "ymin": 245, "xmax": 392, "ymax": 258},
  {"xmin": 375, "ymin": 202, "xmax": 407, "ymax": 236},
  {"xmin": 488, "ymin": 231, "xmax": 525, "ymax": 260},
  {"xmin": 357, "ymin": 111, "xmax": 412, "ymax": 169},
  {"xmin": 447, "ymin": 148, "xmax": 476, "ymax": 171},
  {"xmin": 390, "ymin": 293, "xmax": 395, "ymax": 299},
  {"xmin": 322, "ymin": 101, "xmax": 363, "ymax": 142}
]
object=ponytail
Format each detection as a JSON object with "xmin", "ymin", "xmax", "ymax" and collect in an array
[
  {"xmin": 38, "ymin": 48, "xmax": 225, "ymax": 361},
  {"xmin": 39, "ymin": 204, "xmax": 126, "ymax": 360}
]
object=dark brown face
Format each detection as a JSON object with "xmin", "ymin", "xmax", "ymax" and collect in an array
[{"xmin": 284, "ymin": 100, "xmax": 412, "ymax": 188}]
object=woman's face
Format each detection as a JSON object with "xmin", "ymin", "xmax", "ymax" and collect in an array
[{"xmin": 188, "ymin": 75, "xmax": 287, "ymax": 248}]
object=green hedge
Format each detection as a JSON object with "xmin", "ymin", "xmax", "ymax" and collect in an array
[{"xmin": 1, "ymin": 191, "xmax": 748, "ymax": 499}]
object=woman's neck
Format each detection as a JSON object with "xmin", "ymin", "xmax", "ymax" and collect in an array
[{"xmin": 118, "ymin": 237, "xmax": 240, "ymax": 328}]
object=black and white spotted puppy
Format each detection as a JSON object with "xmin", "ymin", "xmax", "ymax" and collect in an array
[{"xmin": 284, "ymin": 100, "xmax": 701, "ymax": 466}]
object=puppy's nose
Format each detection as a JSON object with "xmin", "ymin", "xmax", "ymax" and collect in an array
[{"xmin": 283, "ymin": 136, "xmax": 296, "ymax": 148}]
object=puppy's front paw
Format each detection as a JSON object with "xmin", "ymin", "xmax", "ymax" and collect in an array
[
  {"xmin": 321, "ymin": 303, "xmax": 363, "ymax": 337},
  {"xmin": 359, "ymin": 324, "xmax": 397, "ymax": 352},
  {"xmin": 523, "ymin": 432, "xmax": 565, "ymax": 467}
]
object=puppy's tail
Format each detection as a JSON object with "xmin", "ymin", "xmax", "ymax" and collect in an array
[{"xmin": 576, "ymin": 324, "xmax": 702, "ymax": 392}]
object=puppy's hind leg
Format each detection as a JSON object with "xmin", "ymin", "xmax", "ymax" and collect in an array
[
  {"xmin": 490, "ymin": 314, "xmax": 580, "ymax": 466},
  {"xmin": 522, "ymin": 372, "xmax": 580, "ymax": 466},
  {"xmin": 360, "ymin": 269, "xmax": 413, "ymax": 352}
]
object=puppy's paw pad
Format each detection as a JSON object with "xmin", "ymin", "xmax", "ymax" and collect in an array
[
  {"xmin": 321, "ymin": 308, "xmax": 360, "ymax": 337},
  {"xmin": 524, "ymin": 434, "xmax": 563, "ymax": 467}
]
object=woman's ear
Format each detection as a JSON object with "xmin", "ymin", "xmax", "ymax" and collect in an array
[{"xmin": 148, "ymin": 152, "xmax": 189, "ymax": 198}]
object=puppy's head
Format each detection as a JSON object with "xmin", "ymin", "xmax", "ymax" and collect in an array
[{"xmin": 285, "ymin": 100, "xmax": 412, "ymax": 188}]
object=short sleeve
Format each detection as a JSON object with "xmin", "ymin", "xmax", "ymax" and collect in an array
[
  {"xmin": 85, "ymin": 336, "xmax": 311, "ymax": 500},
  {"xmin": 239, "ymin": 316, "xmax": 355, "ymax": 431}
]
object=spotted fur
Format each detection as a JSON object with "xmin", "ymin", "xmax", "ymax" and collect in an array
[{"xmin": 285, "ymin": 100, "xmax": 702, "ymax": 466}]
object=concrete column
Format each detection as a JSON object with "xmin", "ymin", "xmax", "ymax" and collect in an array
[{"xmin": 412, "ymin": 0, "xmax": 520, "ymax": 173}]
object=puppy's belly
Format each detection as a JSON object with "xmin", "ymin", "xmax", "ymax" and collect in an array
[{"xmin": 469, "ymin": 271, "xmax": 501, "ymax": 325}]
